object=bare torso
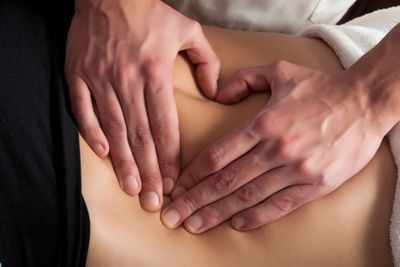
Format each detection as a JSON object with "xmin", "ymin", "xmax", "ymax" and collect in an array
[{"xmin": 80, "ymin": 27, "xmax": 396, "ymax": 267}]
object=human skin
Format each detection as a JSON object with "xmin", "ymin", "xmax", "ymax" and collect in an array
[
  {"xmin": 66, "ymin": 0, "xmax": 220, "ymax": 212},
  {"xmin": 81, "ymin": 26, "xmax": 395, "ymax": 267},
  {"xmin": 164, "ymin": 24, "xmax": 400, "ymax": 233}
]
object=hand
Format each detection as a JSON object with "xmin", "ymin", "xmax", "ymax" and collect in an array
[
  {"xmin": 161, "ymin": 60, "xmax": 389, "ymax": 233},
  {"xmin": 65, "ymin": 0, "xmax": 220, "ymax": 211}
]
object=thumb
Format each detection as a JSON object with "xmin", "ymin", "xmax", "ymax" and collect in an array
[
  {"xmin": 216, "ymin": 65, "xmax": 277, "ymax": 104},
  {"xmin": 181, "ymin": 23, "xmax": 221, "ymax": 99}
]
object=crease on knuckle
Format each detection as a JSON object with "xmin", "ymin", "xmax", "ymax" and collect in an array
[
  {"xmin": 104, "ymin": 119, "xmax": 126, "ymax": 138},
  {"xmin": 202, "ymin": 205, "xmax": 223, "ymax": 223},
  {"xmin": 153, "ymin": 119, "xmax": 177, "ymax": 139},
  {"xmin": 186, "ymin": 172, "xmax": 199, "ymax": 186},
  {"xmin": 238, "ymin": 184, "xmax": 260, "ymax": 203},
  {"xmin": 115, "ymin": 159, "xmax": 134, "ymax": 177},
  {"xmin": 128, "ymin": 126, "xmax": 151, "ymax": 150},
  {"xmin": 158, "ymin": 158, "xmax": 176, "ymax": 173},
  {"xmin": 213, "ymin": 170, "xmax": 236, "ymax": 193},
  {"xmin": 181, "ymin": 195, "xmax": 200, "ymax": 213},
  {"xmin": 294, "ymin": 186, "xmax": 306, "ymax": 199},
  {"xmin": 140, "ymin": 174, "xmax": 161, "ymax": 187},
  {"xmin": 204, "ymin": 145, "xmax": 225, "ymax": 170},
  {"xmin": 271, "ymin": 195, "xmax": 297, "ymax": 212}
]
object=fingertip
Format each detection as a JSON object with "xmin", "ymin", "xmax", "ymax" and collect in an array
[
  {"xmin": 231, "ymin": 216, "xmax": 246, "ymax": 230},
  {"xmin": 93, "ymin": 142, "xmax": 109, "ymax": 158},
  {"xmin": 140, "ymin": 191, "xmax": 162, "ymax": 212},
  {"xmin": 196, "ymin": 65, "xmax": 218, "ymax": 100},
  {"xmin": 215, "ymin": 89, "xmax": 238, "ymax": 104},
  {"xmin": 123, "ymin": 175, "xmax": 141, "ymax": 196}
]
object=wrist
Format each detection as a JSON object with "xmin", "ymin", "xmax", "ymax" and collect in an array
[{"xmin": 348, "ymin": 24, "xmax": 400, "ymax": 135}]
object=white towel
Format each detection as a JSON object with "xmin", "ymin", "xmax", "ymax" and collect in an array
[{"xmin": 299, "ymin": 7, "xmax": 400, "ymax": 265}]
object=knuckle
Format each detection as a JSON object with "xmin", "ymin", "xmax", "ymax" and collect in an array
[
  {"xmin": 294, "ymin": 186, "xmax": 306, "ymax": 199},
  {"xmin": 238, "ymin": 184, "xmax": 260, "ymax": 203},
  {"xmin": 71, "ymin": 98, "xmax": 86, "ymax": 118},
  {"xmin": 158, "ymin": 158, "xmax": 176, "ymax": 172},
  {"xmin": 252, "ymin": 112, "xmax": 272, "ymax": 136},
  {"xmin": 202, "ymin": 205, "xmax": 224, "ymax": 223},
  {"xmin": 272, "ymin": 59, "xmax": 289, "ymax": 71},
  {"xmin": 186, "ymin": 172, "xmax": 199, "ymax": 186},
  {"xmin": 153, "ymin": 119, "xmax": 177, "ymax": 137},
  {"xmin": 203, "ymin": 145, "xmax": 225, "ymax": 170},
  {"xmin": 250, "ymin": 208, "xmax": 265, "ymax": 224},
  {"xmin": 213, "ymin": 170, "xmax": 236, "ymax": 193},
  {"xmin": 181, "ymin": 195, "xmax": 200, "ymax": 212},
  {"xmin": 114, "ymin": 68, "xmax": 130, "ymax": 90},
  {"xmin": 141, "ymin": 174, "xmax": 162, "ymax": 188},
  {"xmin": 115, "ymin": 159, "xmax": 135, "ymax": 176},
  {"xmin": 295, "ymin": 159, "xmax": 323, "ymax": 184},
  {"xmin": 93, "ymin": 60, "xmax": 109, "ymax": 77},
  {"xmin": 143, "ymin": 56, "xmax": 163, "ymax": 77},
  {"xmin": 276, "ymin": 140, "xmax": 292, "ymax": 160},
  {"xmin": 271, "ymin": 195, "xmax": 297, "ymax": 212},
  {"xmin": 128, "ymin": 126, "xmax": 152, "ymax": 150},
  {"xmin": 65, "ymin": 61, "xmax": 80, "ymax": 77},
  {"xmin": 104, "ymin": 118, "xmax": 126, "ymax": 138},
  {"xmin": 188, "ymin": 20, "xmax": 202, "ymax": 34},
  {"xmin": 295, "ymin": 159, "xmax": 313, "ymax": 177}
]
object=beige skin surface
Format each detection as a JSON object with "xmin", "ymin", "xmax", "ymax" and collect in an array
[{"xmin": 81, "ymin": 26, "xmax": 396, "ymax": 267}]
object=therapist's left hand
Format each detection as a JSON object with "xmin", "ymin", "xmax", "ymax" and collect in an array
[{"xmin": 161, "ymin": 60, "xmax": 390, "ymax": 233}]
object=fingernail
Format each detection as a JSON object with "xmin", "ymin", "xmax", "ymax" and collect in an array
[
  {"xmin": 162, "ymin": 209, "xmax": 181, "ymax": 229},
  {"xmin": 163, "ymin": 178, "xmax": 175, "ymax": 194},
  {"xmin": 125, "ymin": 175, "xmax": 139, "ymax": 194},
  {"xmin": 94, "ymin": 143, "xmax": 105, "ymax": 156},
  {"xmin": 143, "ymin": 191, "xmax": 160, "ymax": 210},
  {"xmin": 232, "ymin": 217, "xmax": 245, "ymax": 229},
  {"xmin": 171, "ymin": 187, "xmax": 186, "ymax": 199},
  {"xmin": 185, "ymin": 215, "xmax": 203, "ymax": 233}
]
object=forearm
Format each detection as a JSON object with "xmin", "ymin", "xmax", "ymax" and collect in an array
[{"xmin": 74, "ymin": 0, "xmax": 155, "ymax": 15}]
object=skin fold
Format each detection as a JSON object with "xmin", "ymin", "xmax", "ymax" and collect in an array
[{"xmin": 81, "ymin": 26, "xmax": 396, "ymax": 267}]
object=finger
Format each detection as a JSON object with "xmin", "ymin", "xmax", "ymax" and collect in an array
[
  {"xmin": 66, "ymin": 74, "xmax": 109, "ymax": 157},
  {"xmin": 94, "ymin": 82, "xmax": 141, "ymax": 196},
  {"xmin": 216, "ymin": 60, "xmax": 293, "ymax": 104},
  {"xmin": 231, "ymin": 184, "xmax": 317, "ymax": 231},
  {"xmin": 161, "ymin": 142, "xmax": 282, "ymax": 229},
  {"xmin": 183, "ymin": 166, "xmax": 293, "ymax": 233},
  {"xmin": 115, "ymin": 71, "xmax": 162, "ymax": 212},
  {"xmin": 144, "ymin": 61, "xmax": 180, "ymax": 195},
  {"xmin": 216, "ymin": 67, "xmax": 273, "ymax": 104},
  {"xmin": 182, "ymin": 21, "xmax": 221, "ymax": 99},
  {"xmin": 171, "ymin": 119, "xmax": 260, "ymax": 198}
]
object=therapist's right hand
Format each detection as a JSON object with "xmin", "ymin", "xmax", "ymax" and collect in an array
[{"xmin": 65, "ymin": 0, "xmax": 220, "ymax": 212}]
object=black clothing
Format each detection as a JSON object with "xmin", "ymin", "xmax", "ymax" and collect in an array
[{"xmin": 0, "ymin": 1, "xmax": 89, "ymax": 266}]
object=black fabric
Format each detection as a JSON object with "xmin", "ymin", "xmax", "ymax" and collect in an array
[
  {"xmin": 0, "ymin": 0, "xmax": 89, "ymax": 266},
  {"xmin": 339, "ymin": 0, "xmax": 400, "ymax": 24}
]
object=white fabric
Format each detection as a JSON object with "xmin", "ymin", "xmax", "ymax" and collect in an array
[
  {"xmin": 299, "ymin": 11, "xmax": 400, "ymax": 266},
  {"xmin": 166, "ymin": 1, "xmax": 400, "ymax": 264},
  {"xmin": 163, "ymin": 0, "xmax": 356, "ymax": 33}
]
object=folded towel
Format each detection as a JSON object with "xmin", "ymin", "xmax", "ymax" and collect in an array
[{"xmin": 299, "ymin": 7, "xmax": 400, "ymax": 265}]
